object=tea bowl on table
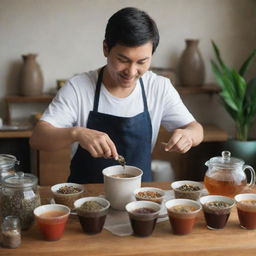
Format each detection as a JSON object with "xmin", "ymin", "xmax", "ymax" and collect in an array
[
  {"xmin": 165, "ymin": 198, "xmax": 201, "ymax": 235},
  {"xmin": 102, "ymin": 165, "xmax": 143, "ymax": 210},
  {"xmin": 74, "ymin": 196, "xmax": 110, "ymax": 234},
  {"xmin": 200, "ymin": 195, "xmax": 235, "ymax": 230},
  {"xmin": 126, "ymin": 200, "xmax": 161, "ymax": 237},
  {"xmin": 51, "ymin": 182, "xmax": 84, "ymax": 210},
  {"xmin": 34, "ymin": 204, "xmax": 70, "ymax": 241},
  {"xmin": 171, "ymin": 180, "xmax": 203, "ymax": 201},
  {"xmin": 235, "ymin": 193, "xmax": 256, "ymax": 229},
  {"xmin": 134, "ymin": 187, "xmax": 165, "ymax": 205}
]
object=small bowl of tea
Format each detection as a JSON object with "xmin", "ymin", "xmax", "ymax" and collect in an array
[
  {"xmin": 165, "ymin": 198, "xmax": 201, "ymax": 235},
  {"xmin": 171, "ymin": 180, "xmax": 203, "ymax": 201},
  {"xmin": 34, "ymin": 204, "xmax": 70, "ymax": 241},
  {"xmin": 51, "ymin": 183, "xmax": 85, "ymax": 210},
  {"xmin": 125, "ymin": 200, "xmax": 161, "ymax": 237},
  {"xmin": 235, "ymin": 193, "xmax": 256, "ymax": 229},
  {"xmin": 74, "ymin": 197, "xmax": 110, "ymax": 234},
  {"xmin": 134, "ymin": 187, "xmax": 165, "ymax": 204},
  {"xmin": 200, "ymin": 195, "xmax": 235, "ymax": 230}
]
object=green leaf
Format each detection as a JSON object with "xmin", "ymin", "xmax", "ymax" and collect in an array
[
  {"xmin": 230, "ymin": 69, "xmax": 246, "ymax": 102},
  {"xmin": 220, "ymin": 90, "xmax": 238, "ymax": 111},
  {"xmin": 244, "ymin": 77, "xmax": 256, "ymax": 119},
  {"xmin": 239, "ymin": 50, "xmax": 256, "ymax": 76},
  {"xmin": 222, "ymin": 100, "xmax": 238, "ymax": 121},
  {"xmin": 211, "ymin": 41, "xmax": 230, "ymax": 72},
  {"xmin": 210, "ymin": 60, "xmax": 225, "ymax": 89},
  {"xmin": 211, "ymin": 41, "xmax": 256, "ymax": 140}
]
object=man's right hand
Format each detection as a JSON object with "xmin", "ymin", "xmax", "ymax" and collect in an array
[
  {"xmin": 72, "ymin": 127, "xmax": 118, "ymax": 159},
  {"xmin": 30, "ymin": 121, "xmax": 118, "ymax": 159}
]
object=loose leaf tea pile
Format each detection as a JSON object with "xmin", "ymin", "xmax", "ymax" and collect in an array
[
  {"xmin": 80, "ymin": 201, "xmax": 104, "ymax": 212},
  {"xmin": 137, "ymin": 191, "xmax": 162, "ymax": 199},
  {"xmin": 205, "ymin": 201, "xmax": 231, "ymax": 209},
  {"xmin": 57, "ymin": 185, "xmax": 82, "ymax": 194},
  {"xmin": 177, "ymin": 184, "xmax": 200, "ymax": 192}
]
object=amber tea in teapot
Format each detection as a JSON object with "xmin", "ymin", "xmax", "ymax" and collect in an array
[{"xmin": 204, "ymin": 151, "xmax": 255, "ymax": 198}]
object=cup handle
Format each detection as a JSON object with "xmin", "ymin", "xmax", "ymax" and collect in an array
[{"xmin": 243, "ymin": 165, "xmax": 256, "ymax": 187}]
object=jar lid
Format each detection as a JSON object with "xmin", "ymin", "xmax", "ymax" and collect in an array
[
  {"xmin": 2, "ymin": 172, "xmax": 38, "ymax": 188},
  {"xmin": 0, "ymin": 154, "xmax": 19, "ymax": 170},
  {"xmin": 207, "ymin": 151, "xmax": 244, "ymax": 168}
]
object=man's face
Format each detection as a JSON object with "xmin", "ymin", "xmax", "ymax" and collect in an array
[{"xmin": 103, "ymin": 42, "xmax": 153, "ymax": 88}]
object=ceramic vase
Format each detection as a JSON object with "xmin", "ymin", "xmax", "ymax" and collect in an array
[
  {"xmin": 178, "ymin": 39, "xmax": 205, "ymax": 87},
  {"xmin": 19, "ymin": 54, "xmax": 43, "ymax": 96}
]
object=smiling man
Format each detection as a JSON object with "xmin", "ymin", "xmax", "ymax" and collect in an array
[{"xmin": 30, "ymin": 7, "xmax": 203, "ymax": 183}]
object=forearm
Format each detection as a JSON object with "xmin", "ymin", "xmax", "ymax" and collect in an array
[
  {"xmin": 30, "ymin": 121, "xmax": 118, "ymax": 158},
  {"xmin": 182, "ymin": 121, "xmax": 204, "ymax": 146},
  {"xmin": 29, "ymin": 121, "xmax": 79, "ymax": 151}
]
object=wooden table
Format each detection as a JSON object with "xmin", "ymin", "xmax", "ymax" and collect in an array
[{"xmin": 1, "ymin": 182, "xmax": 256, "ymax": 256}]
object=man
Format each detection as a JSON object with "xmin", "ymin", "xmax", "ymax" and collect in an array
[{"xmin": 30, "ymin": 7, "xmax": 203, "ymax": 183}]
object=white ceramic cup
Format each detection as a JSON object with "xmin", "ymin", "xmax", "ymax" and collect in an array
[{"xmin": 102, "ymin": 165, "xmax": 143, "ymax": 210}]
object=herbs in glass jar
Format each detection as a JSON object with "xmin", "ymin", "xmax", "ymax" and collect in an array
[
  {"xmin": 1, "ymin": 172, "xmax": 41, "ymax": 230},
  {"xmin": 1, "ymin": 188, "xmax": 40, "ymax": 230}
]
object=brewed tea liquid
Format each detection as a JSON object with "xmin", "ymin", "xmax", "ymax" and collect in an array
[{"xmin": 204, "ymin": 170, "xmax": 247, "ymax": 197}]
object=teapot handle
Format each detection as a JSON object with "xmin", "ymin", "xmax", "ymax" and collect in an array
[{"xmin": 243, "ymin": 165, "xmax": 256, "ymax": 187}]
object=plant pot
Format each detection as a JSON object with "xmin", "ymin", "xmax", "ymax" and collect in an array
[{"xmin": 223, "ymin": 140, "xmax": 256, "ymax": 170}]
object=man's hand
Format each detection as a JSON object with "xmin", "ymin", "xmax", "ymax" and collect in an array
[
  {"xmin": 163, "ymin": 121, "xmax": 204, "ymax": 153},
  {"xmin": 73, "ymin": 127, "xmax": 118, "ymax": 159},
  {"xmin": 163, "ymin": 129, "xmax": 193, "ymax": 153}
]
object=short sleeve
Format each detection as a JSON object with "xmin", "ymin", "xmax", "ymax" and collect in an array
[
  {"xmin": 161, "ymin": 80, "xmax": 195, "ymax": 131},
  {"xmin": 40, "ymin": 81, "xmax": 78, "ymax": 128}
]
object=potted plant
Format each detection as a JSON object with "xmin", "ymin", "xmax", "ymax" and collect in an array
[{"xmin": 211, "ymin": 41, "xmax": 256, "ymax": 168}]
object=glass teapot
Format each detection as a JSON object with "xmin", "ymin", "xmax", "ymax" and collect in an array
[{"xmin": 204, "ymin": 151, "xmax": 255, "ymax": 197}]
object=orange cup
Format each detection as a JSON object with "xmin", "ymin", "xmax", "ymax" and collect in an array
[{"xmin": 34, "ymin": 204, "xmax": 70, "ymax": 241}]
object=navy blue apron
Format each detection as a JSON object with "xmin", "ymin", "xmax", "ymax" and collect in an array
[{"xmin": 69, "ymin": 67, "xmax": 152, "ymax": 183}]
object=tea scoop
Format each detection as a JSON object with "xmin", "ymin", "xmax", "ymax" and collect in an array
[{"xmin": 116, "ymin": 155, "xmax": 126, "ymax": 167}]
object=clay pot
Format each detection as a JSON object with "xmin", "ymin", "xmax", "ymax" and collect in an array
[
  {"xmin": 19, "ymin": 54, "xmax": 44, "ymax": 96},
  {"xmin": 178, "ymin": 39, "xmax": 205, "ymax": 87}
]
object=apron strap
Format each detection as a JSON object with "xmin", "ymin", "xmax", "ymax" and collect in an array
[
  {"xmin": 93, "ymin": 67, "xmax": 148, "ymax": 112},
  {"xmin": 139, "ymin": 77, "xmax": 148, "ymax": 112},
  {"xmin": 93, "ymin": 66, "xmax": 104, "ymax": 112}
]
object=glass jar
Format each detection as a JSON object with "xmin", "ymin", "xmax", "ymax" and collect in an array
[
  {"xmin": 1, "ymin": 172, "xmax": 41, "ymax": 230},
  {"xmin": 1, "ymin": 216, "xmax": 21, "ymax": 248},
  {"xmin": 204, "ymin": 151, "xmax": 256, "ymax": 197},
  {"xmin": 0, "ymin": 154, "xmax": 19, "ymax": 185}
]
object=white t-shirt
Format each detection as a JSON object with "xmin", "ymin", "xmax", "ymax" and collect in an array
[{"xmin": 41, "ymin": 70, "xmax": 195, "ymax": 152}]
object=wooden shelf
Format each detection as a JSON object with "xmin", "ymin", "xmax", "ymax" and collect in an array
[
  {"xmin": 0, "ymin": 129, "xmax": 32, "ymax": 138},
  {"xmin": 150, "ymin": 67, "xmax": 220, "ymax": 95},
  {"xmin": 176, "ymin": 84, "xmax": 220, "ymax": 95},
  {"xmin": 5, "ymin": 94, "xmax": 54, "ymax": 103}
]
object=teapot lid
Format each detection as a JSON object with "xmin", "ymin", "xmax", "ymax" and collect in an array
[
  {"xmin": 2, "ymin": 172, "xmax": 38, "ymax": 188},
  {"xmin": 207, "ymin": 151, "xmax": 244, "ymax": 168}
]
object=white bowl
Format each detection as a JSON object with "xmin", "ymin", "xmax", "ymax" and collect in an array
[
  {"xmin": 102, "ymin": 165, "xmax": 143, "ymax": 210},
  {"xmin": 171, "ymin": 180, "xmax": 203, "ymax": 201},
  {"xmin": 133, "ymin": 187, "xmax": 165, "ymax": 204},
  {"xmin": 51, "ymin": 183, "xmax": 85, "ymax": 209}
]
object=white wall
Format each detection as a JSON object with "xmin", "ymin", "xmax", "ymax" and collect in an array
[{"xmin": 1, "ymin": 0, "xmax": 256, "ymax": 136}]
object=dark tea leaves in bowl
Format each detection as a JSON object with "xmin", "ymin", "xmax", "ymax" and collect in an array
[{"xmin": 177, "ymin": 184, "xmax": 200, "ymax": 192}]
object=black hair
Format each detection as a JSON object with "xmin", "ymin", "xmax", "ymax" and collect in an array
[{"xmin": 104, "ymin": 7, "xmax": 159, "ymax": 54}]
